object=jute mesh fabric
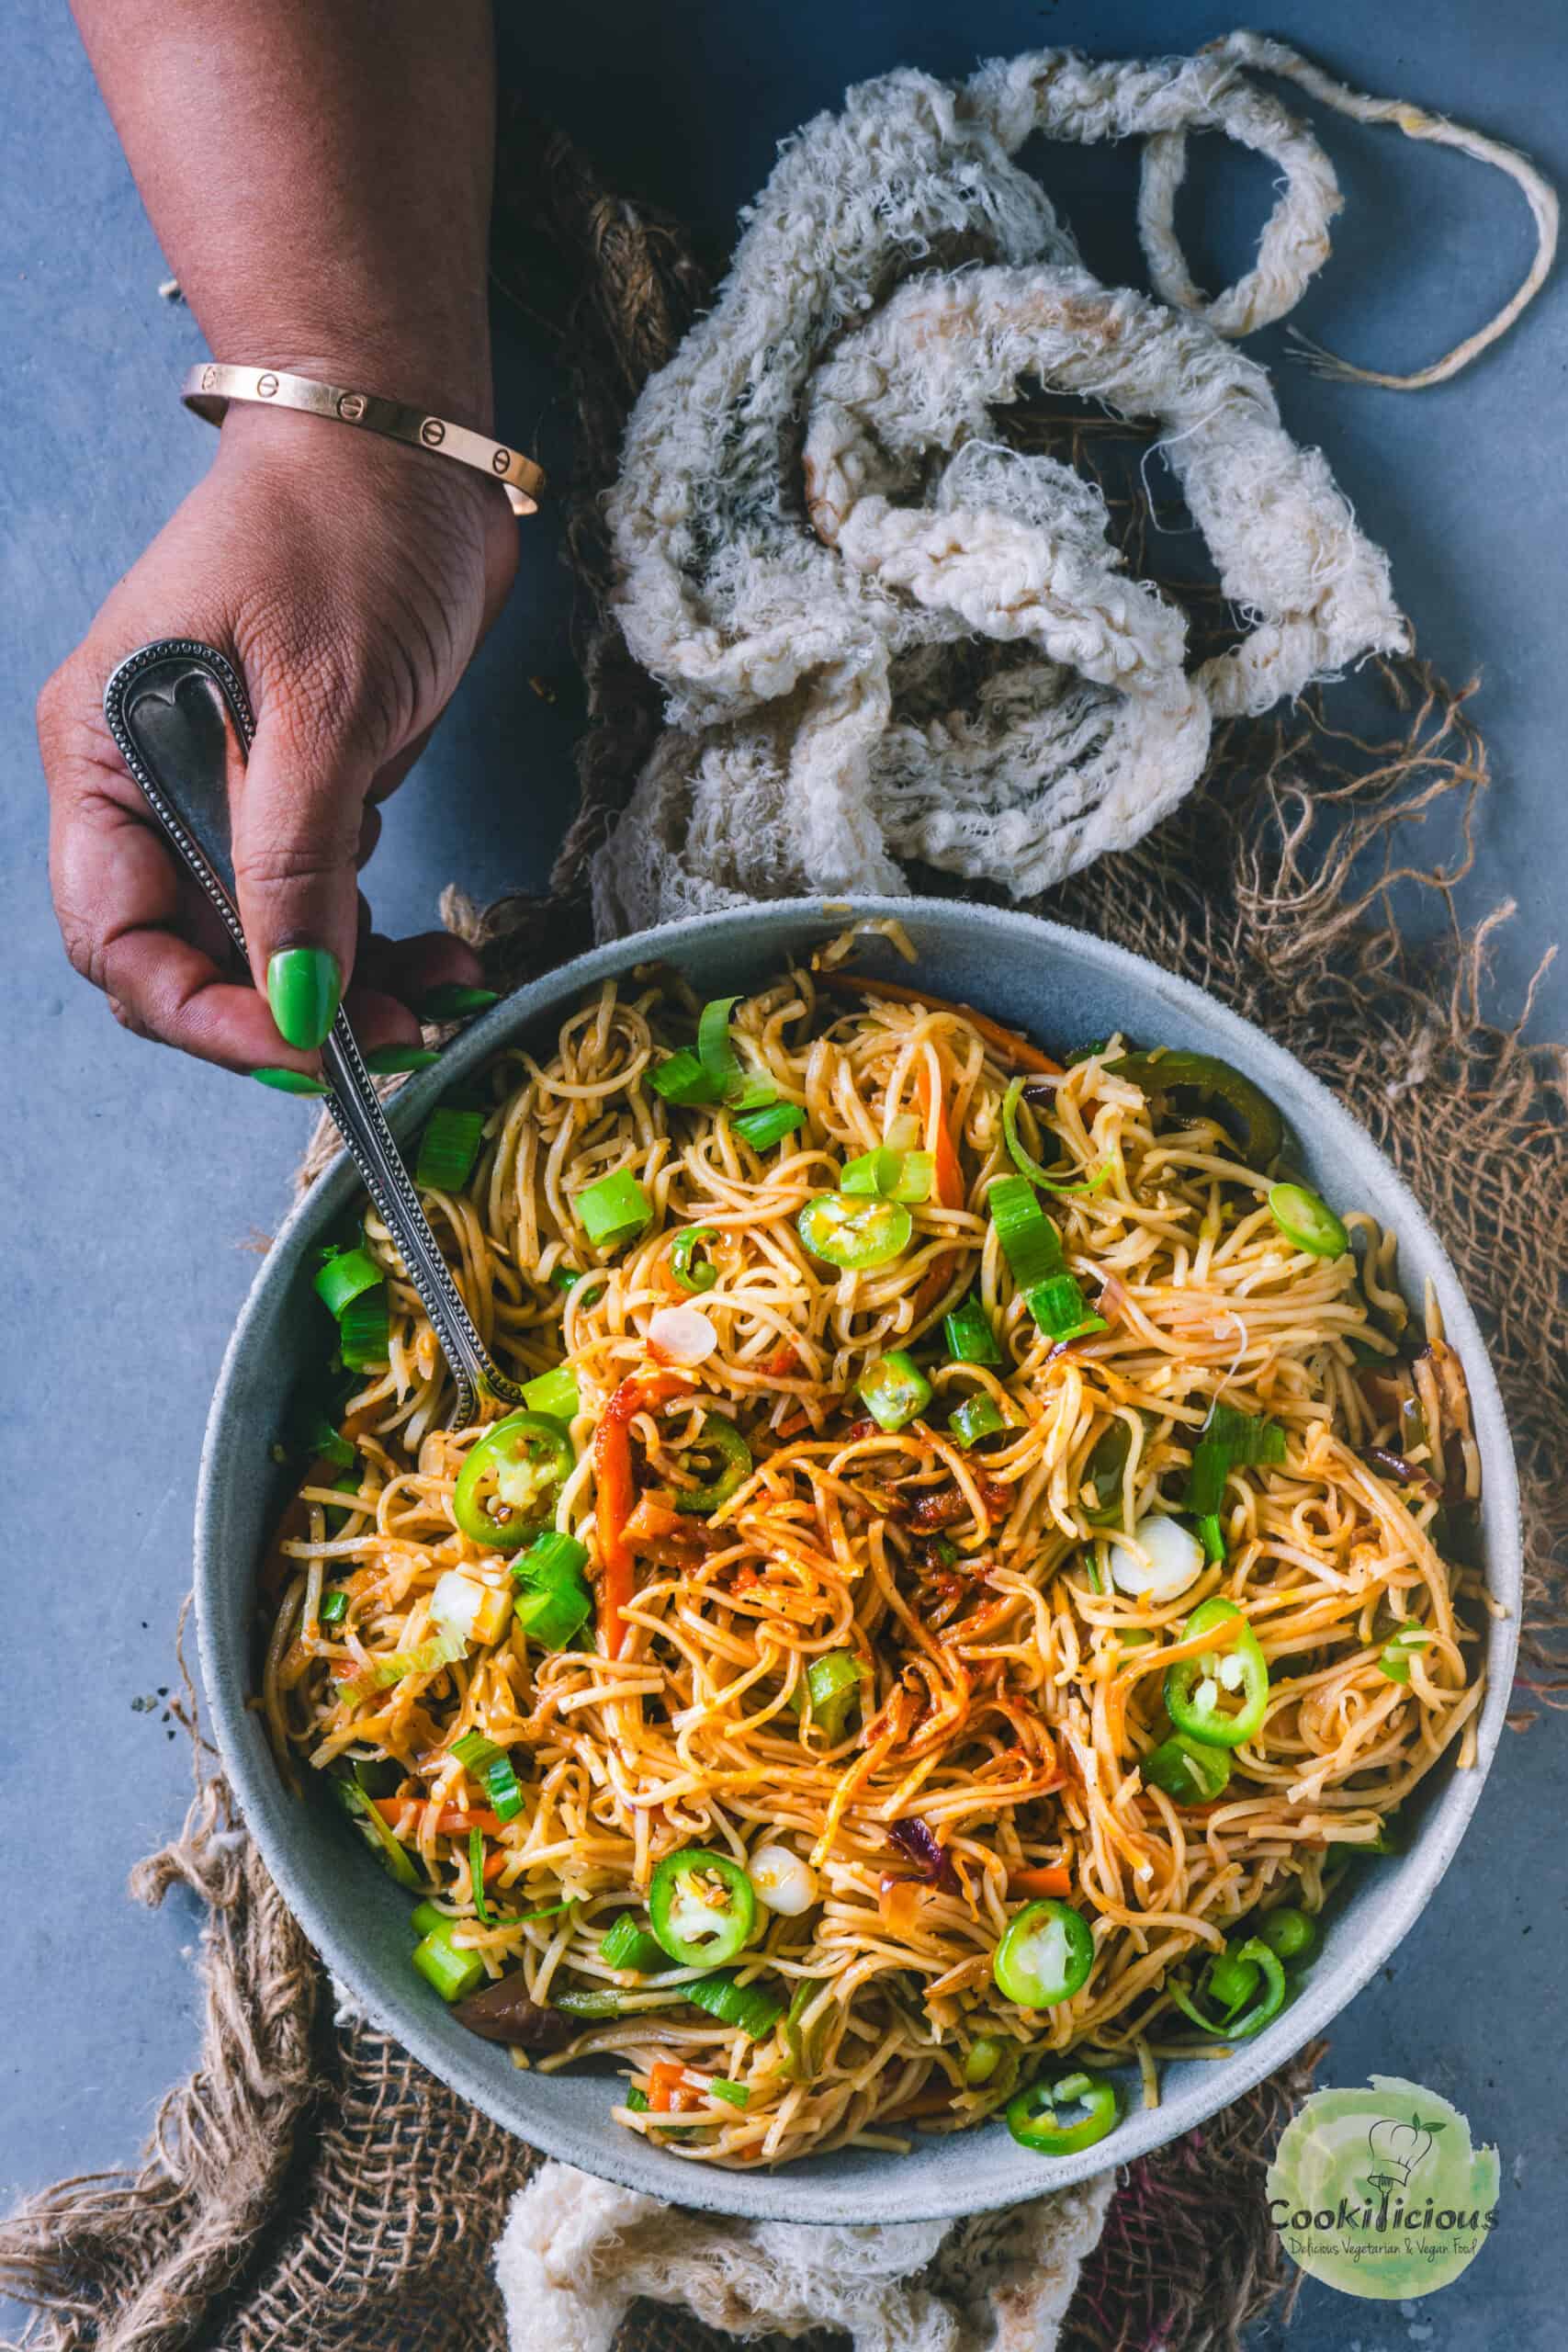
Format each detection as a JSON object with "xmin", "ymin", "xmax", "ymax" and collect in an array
[{"xmin": 3, "ymin": 102, "xmax": 1562, "ymax": 2352}]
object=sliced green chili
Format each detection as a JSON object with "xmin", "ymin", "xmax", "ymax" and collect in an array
[
  {"xmin": 1168, "ymin": 1935, "xmax": 1287, "ymax": 2040},
  {"xmin": 1164, "ymin": 1598, "xmax": 1269, "ymax": 1749},
  {"xmin": 856, "ymin": 1351, "xmax": 932, "ymax": 1431},
  {"xmin": 453, "ymin": 1412, "xmax": 575, "ymax": 1550},
  {"xmin": 469, "ymin": 1828, "xmax": 492, "ymax": 1925},
  {"xmin": 649, "ymin": 1850, "xmax": 757, "ymax": 1967},
  {"xmin": 666, "ymin": 1226, "xmax": 719, "ymax": 1294},
  {"xmin": 1143, "ymin": 1734, "xmax": 1232, "ymax": 1804},
  {"xmin": 950, "ymin": 1393, "xmax": 1006, "ymax": 1450},
  {"xmin": 992, "ymin": 1898, "xmax": 1094, "ymax": 2008},
  {"xmin": 1083, "ymin": 1419, "xmax": 1133, "ymax": 1522},
  {"xmin": 665, "ymin": 1415, "xmax": 752, "ymax": 1513},
  {"xmin": 1268, "ymin": 1182, "xmax": 1349, "ymax": 1259},
  {"xmin": 1006, "ymin": 2069, "xmax": 1120, "ymax": 2155},
  {"xmin": 521, "ymin": 1363, "xmax": 581, "ymax": 1421},
  {"xmin": 795, "ymin": 1649, "xmax": 863, "ymax": 1743},
  {"xmin": 1108, "ymin": 1051, "xmax": 1283, "ymax": 1168},
  {"xmin": 796, "ymin": 1193, "xmax": 912, "ymax": 1270}
]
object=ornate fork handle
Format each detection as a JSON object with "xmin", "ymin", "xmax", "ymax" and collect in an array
[{"xmin": 103, "ymin": 638, "xmax": 522, "ymax": 1429}]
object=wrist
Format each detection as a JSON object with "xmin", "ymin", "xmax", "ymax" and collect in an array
[{"xmin": 201, "ymin": 341, "xmax": 496, "ymax": 438}]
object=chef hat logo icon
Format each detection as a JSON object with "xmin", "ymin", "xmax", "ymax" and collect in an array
[{"xmin": 1366, "ymin": 2111, "xmax": 1444, "ymax": 2188}]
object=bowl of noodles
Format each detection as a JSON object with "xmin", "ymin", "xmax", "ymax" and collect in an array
[{"xmin": 197, "ymin": 897, "xmax": 1518, "ymax": 2222}]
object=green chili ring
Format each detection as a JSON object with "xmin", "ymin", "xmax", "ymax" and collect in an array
[
  {"xmin": 796, "ymin": 1192, "xmax": 912, "ymax": 1271},
  {"xmin": 663, "ymin": 1415, "xmax": 753, "ymax": 1514},
  {"xmin": 992, "ymin": 1898, "xmax": 1095, "ymax": 2008},
  {"xmin": 649, "ymin": 1847, "xmax": 757, "ymax": 1966},
  {"xmin": 1006, "ymin": 2068, "xmax": 1120, "ymax": 2155},
  {"xmin": 453, "ymin": 1411, "xmax": 575, "ymax": 1552},
  {"xmin": 1108, "ymin": 1051, "xmax": 1284, "ymax": 1169},
  {"xmin": 1168, "ymin": 1936, "xmax": 1287, "ymax": 2040},
  {"xmin": 669, "ymin": 1226, "xmax": 720, "ymax": 1293},
  {"xmin": 1163, "ymin": 1598, "xmax": 1270, "ymax": 1749}
]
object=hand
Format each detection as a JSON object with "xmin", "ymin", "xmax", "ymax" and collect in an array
[{"xmin": 39, "ymin": 399, "xmax": 519, "ymax": 1083}]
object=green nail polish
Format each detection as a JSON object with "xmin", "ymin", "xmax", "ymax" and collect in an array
[
  {"xmin": 421, "ymin": 983, "xmax": 500, "ymax": 1020},
  {"xmin": 364, "ymin": 1046, "xmax": 442, "ymax": 1074},
  {"xmin": 252, "ymin": 1067, "xmax": 331, "ymax": 1096},
  {"xmin": 267, "ymin": 945, "xmax": 343, "ymax": 1050}
]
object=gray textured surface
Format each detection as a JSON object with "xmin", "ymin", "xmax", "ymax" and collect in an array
[{"xmin": 2, "ymin": 0, "xmax": 1563, "ymax": 2341}]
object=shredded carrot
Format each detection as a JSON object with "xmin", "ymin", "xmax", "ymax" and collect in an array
[
  {"xmin": 761, "ymin": 1342, "xmax": 801, "ymax": 1378},
  {"xmin": 482, "ymin": 1847, "xmax": 509, "ymax": 1883},
  {"xmin": 911, "ymin": 1059, "xmax": 965, "ymax": 1321},
  {"xmin": 374, "ymin": 1800, "xmax": 504, "ymax": 1838},
  {"xmin": 1007, "ymin": 1864, "xmax": 1073, "ymax": 1899},
  {"xmin": 820, "ymin": 970, "xmax": 1065, "ymax": 1076}
]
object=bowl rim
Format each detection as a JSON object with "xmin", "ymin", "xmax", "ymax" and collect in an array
[{"xmin": 196, "ymin": 894, "xmax": 1521, "ymax": 2222}]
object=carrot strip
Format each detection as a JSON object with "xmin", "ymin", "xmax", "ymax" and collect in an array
[
  {"xmin": 648, "ymin": 2059, "xmax": 696, "ymax": 2112},
  {"xmin": 1007, "ymin": 1864, "xmax": 1073, "ymax": 1899},
  {"xmin": 373, "ymin": 1800, "xmax": 505, "ymax": 1838},
  {"xmin": 820, "ymin": 970, "xmax": 1065, "ymax": 1076},
  {"xmin": 593, "ymin": 1371, "xmax": 691, "ymax": 1658},
  {"xmin": 910, "ymin": 1060, "xmax": 965, "ymax": 1320}
]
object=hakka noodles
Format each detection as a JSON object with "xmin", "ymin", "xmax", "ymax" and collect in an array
[{"xmin": 262, "ymin": 924, "xmax": 1483, "ymax": 2168}]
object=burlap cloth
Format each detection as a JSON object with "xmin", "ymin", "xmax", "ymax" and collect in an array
[{"xmin": 5, "ymin": 103, "xmax": 1564, "ymax": 2352}]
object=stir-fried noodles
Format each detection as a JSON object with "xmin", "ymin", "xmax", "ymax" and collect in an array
[{"xmin": 261, "ymin": 925, "xmax": 1484, "ymax": 2167}]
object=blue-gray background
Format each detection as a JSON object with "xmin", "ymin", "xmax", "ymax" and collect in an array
[{"xmin": 3, "ymin": 2, "xmax": 1563, "ymax": 2344}]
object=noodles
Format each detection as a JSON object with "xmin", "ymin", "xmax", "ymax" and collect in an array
[{"xmin": 261, "ymin": 934, "xmax": 1484, "ymax": 2167}]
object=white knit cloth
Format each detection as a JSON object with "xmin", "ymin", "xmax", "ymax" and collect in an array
[
  {"xmin": 496, "ymin": 2160, "xmax": 1116, "ymax": 2352},
  {"xmin": 593, "ymin": 34, "xmax": 1414, "ymax": 933}
]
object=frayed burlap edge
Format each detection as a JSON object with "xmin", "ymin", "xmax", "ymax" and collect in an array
[{"xmin": 5, "ymin": 101, "xmax": 1563, "ymax": 2352}]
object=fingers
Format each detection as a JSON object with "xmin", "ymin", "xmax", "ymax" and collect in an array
[{"xmin": 231, "ymin": 698, "xmax": 374, "ymax": 1051}]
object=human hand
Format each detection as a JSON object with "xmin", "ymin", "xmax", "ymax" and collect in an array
[{"xmin": 39, "ymin": 400, "xmax": 519, "ymax": 1086}]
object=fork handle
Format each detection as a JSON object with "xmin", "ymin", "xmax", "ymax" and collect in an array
[{"xmin": 102, "ymin": 638, "xmax": 519, "ymax": 1429}]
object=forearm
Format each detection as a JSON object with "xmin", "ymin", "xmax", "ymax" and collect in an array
[{"xmin": 71, "ymin": 0, "xmax": 497, "ymax": 421}]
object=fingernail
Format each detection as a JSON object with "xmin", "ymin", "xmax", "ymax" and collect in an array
[
  {"xmin": 267, "ymin": 946, "xmax": 343, "ymax": 1050},
  {"xmin": 420, "ymin": 983, "xmax": 500, "ymax": 1019},
  {"xmin": 252, "ymin": 1067, "xmax": 331, "ymax": 1096},
  {"xmin": 364, "ymin": 1045, "xmax": 442, "ymax": 1074}
]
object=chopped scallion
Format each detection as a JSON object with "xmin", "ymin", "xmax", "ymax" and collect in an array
[
  {"xmin": 337, "ymin": 1282, "xmax": 389, "ymax": 1371},
  {"xmin": 313, "ymin": 1247, "xmax": 383, "ymax": 1318},
  {"xmin": 649, "ymin": 1047, "xmax": 716, "ymax": 1104},
  {"xmin": 950, "ymin": 1393, "xmax": 1006, "ymax": 1449},
  {"xmin": 320, "ymin": 1586, "xmax": 349, "ymax": 1625},
  {"xmin": 451, "ymin": 1729, "xmax": 503, "ymax": 1772},
  {"xmin": 988, "ymin": 1175, "xmax": 1066, "ymax": 1293},
  {"xmin": 415, "ymin": 1105, "xmax": 486, "ymax": 1193},
  {"xmin": 521, "ymin": 1363, "xmax": 580, "ymax": 1421},
  {"xmin": 1024, "ymin": 1272, "xmax": 1108, "ymax": 1342},
  {"xmin": 485, "ymin": 1753, "xmax": 525, "ymax": 1824},
  {"xmin": 733, "ymin": 1101, "xmax": 804, "ymax": 1149},
  {"xmin": 944, "ymin": 1295, "xmax": 1001, "ymax": 1364},
  {"xmin": 512, "ymin": 1530, "xmax": 591, "ymax": 1588},
  {"xmin": 709, "ymin": 2077, "xmax": 750, "ymax": 2109},
  {"xmin": 514, "ymin": 1578, "xmax": 592, "ymax": 1651},
  {"xmin": 469, "ymin": 1827, "xmax": 492, "ymax": 1925},
  {"xmin": 576, "ymin": 1167, "xmax": 652, "ymax": 1250}
]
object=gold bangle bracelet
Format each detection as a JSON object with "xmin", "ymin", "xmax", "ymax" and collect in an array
[{"xmin": 181, "ymin": 362, "xmax": 545, "ymax": 516}]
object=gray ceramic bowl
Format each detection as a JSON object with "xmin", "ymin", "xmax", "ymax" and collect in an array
[{"xmin": 197, "ymin": 898, "xmax": 1519, "ymax": 2222}]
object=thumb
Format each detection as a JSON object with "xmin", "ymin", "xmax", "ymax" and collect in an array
[{"xmin": 231, "ymin": 699, "xmax": 371, "ymax": 1053}]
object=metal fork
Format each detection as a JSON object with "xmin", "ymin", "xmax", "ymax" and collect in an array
[{"xmin": 103, "ymin": 638, "xmax": 524, "ymax": 1429}]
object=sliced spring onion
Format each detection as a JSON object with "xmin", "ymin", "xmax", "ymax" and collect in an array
[
  {"xmin": 514, "ymin": 1578, "xmax": 592, "ymax": 1651},
  {"xmin": 950, "ymin": 1393, "xmax": 1005, "ymax": 1450},
  {"xmin": 1202, "ymin": 1402, "xmax": 1288, "ymax": 1465},
  {"xmin": 669, "ymin": 1226, "xmax": 719, "ymax": 1293},
  {"xmin": 337, "ymin": 1283, "xmax": 389, "ymax": 1371},
  {"xmin": 733, "ymin": 1101, "xmax": 804, "ymax": 1149},
  {"xmin": 522, "ymin": 1363, "xmax": 581, "ymax": 1421},
  {"xmin": 1197, "ymin": 1511, "xmax": 1225, "ymax": 1564},
  {"xmin": 648, "ymin": 1047, "xmax": 716, "ymax": 1104},
  {"xmin": 486, "ymin": 1753, "xmax": 525, "ymax": 1825},
  {"xmin": 331, "ymin": 1779, "xmax": 422, "ymax": 1889},
  {"xmin": 944, "ymin": 1295, "xmax": 1001, "ymax": 1365},
  {"xmin": 624, "ymin": 2085, "xmax": 651, "ymax": 2111},
  {"xmin": 1378, "ymin": 1623, "xmax": 1431, "ymax": 1683},
  {"xmin": 709, "ymin": 2077, "xmax": 750, "ymax": 2109},
  {"xmin": 601, "ymin": 1914, "xmax": 670, "ymax": 1973},
  {"xmin": 415, "ymin": 1105, "xmax": 486, "ymax": 1193},
  {"xmin": 1024, "ymin": 1272, "xmax": 1107, "ymax": 1342},
  {"xmin": 451, "ymin": 1729, "xmax": 504, "ymax": 1772},
  {"xmin": 512, "ymin": 1529, "xmax": 592, "ymax": 1588},
  {"xmin": 576, "ymin": 1168, "xmax": 653, "ymax": 1249},
  {"xmin": 840, "ymin": 1146, "xmax": 901, "ymax": 1196},
  {"xmin": 1268, "ymin": 1182, "xmax": 1350, "ymax": 1259},
  {"xmin": 697, "ymin": 995, "xmax": 744, "ymax": 1095},
  {"xmin": 796, "ymin": 1193, "xmax": 912, "ymax": 1270},
  {"xmin": 988, "ymin": 1175, "xmax": 1066, "ymax": 1293},
  {"xmin": 1000, "ymin": 1077, "xmax": 1107, "ymax": 1195},
  {"xmin": 412, "ymin": 1917, "xmax": 485, "ymax": 2002},
  {"xmin": 855, "ymin": 1351, "xmax": 932, "ymax": 1432},
  {"xmin": 313, "ymin": 1246, "xmax": 383, "ymax": 1318},
  {"xmin": 319, "ymin": 1586, "xmax": 349, "ymax": 1626},
  {"xmin": 469, "ymin": 1828, "xmax": 492, "ymax": 1925},
  {"xmin": 412, "ymin": 1899, "xmax": 446, "ymax": 1938},
  {"xmin": 682, "ymin": 1970, "xmax": 784, "ymax": 2038},
  {"xmin": 431, "ymin": 1569, "xmax": 513, "ymax": 1649},
  {"xmin": 336, "ymin": 1625, "xmax": 465, "ymax": 1703}
]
